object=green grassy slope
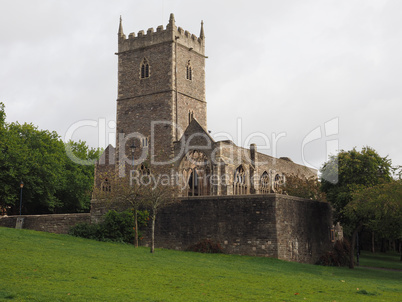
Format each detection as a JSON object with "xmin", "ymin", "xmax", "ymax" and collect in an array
[
  {"xmin": 359, "ymin": 250, "xmax": 402, "ymax": 270},
  {"xmin": 0, "ymin": 227, "xmax": 401, "ymax": 301}
]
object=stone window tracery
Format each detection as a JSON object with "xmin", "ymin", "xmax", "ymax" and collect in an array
[
  {"xmin": 234, "ymin": 165, "xmax": 248, "ymax": 195},
  {"xmin": 140, "ymin": 58, "xmax": 150, "ymax": 79},
  {"xmin": 273, "ymin": 173, "xmax": 285, "ymax": 193},
  {"xmin": 179, "ymin": 150, "xmax": 211, "ymax": 197},
  {"xmin": 260, "ymin": 171, "xmax": 270, "ymax": 194}
]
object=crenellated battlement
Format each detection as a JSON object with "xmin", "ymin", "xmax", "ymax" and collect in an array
[{"xmin": 118, "ymin": 13, "xmax": 205, "ymax": 55}]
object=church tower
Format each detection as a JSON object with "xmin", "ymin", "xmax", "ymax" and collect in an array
[{"xmin": 116, "ymin": 14, "xmax": 207, "ymax": 169}]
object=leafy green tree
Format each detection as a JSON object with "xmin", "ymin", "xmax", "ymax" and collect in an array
[
  {"xmin": 0, "ymin": 102, "xmax": 5, "ymax": 126},
  {"xmin": 320, "ymin": 147, "xmax": 393, "ymax": 268},
  {"xmin": 55, "ymin": 141, "xmax": 101, "ymax": 213},
  {"xmin": 346, "ymin": 180, "xmax": 402, "ymax": 261},
  {"xmin": 284, "ymin": 174, "xmax": 327, "ymax": 201},
  {"xmin": 0, "ymin": 103, "xmax": 100, "ymax": 214},
  {"xmin": 0, "ymin": 122, "xmax": 65, "ymax": 214},
  {"xmin": 321, "ymin": 147, "xmax": 392, "ymax": 226},
  {"xmin": 0, "ymin": 102, "xmax": 10, "ymax": 215}
]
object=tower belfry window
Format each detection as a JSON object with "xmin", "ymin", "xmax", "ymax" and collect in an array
[
  {"xmin": 186, "ymin": 61, "xmax": 192, "ymax": 80},
  {"xmin": 140, "ymin": 58, "xmax": 150, "ymax": 78},
  {"xmin": 141, "ymin": 137, "xmax": 149, "ymax": 148}
]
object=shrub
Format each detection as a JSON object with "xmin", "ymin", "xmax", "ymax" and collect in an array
[
  {"xmin": 186, "ymin": 239, "xmax": 224, "ymax": 254},
  {"xmin": 69, "ymin": 210, "xmax": 149, "ymax": 244},
  {"xmin": 317, "ymin": 239, "xmax": 350, "ymax": 266},
  {"xmin": 100, "ymin": 210, "xmax": 136, "ymax": 243},
  {"xmin": 68, "ymin": 222, "xmax": 101, "ymax": 240}
]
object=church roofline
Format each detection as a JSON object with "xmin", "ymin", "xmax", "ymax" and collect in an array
[{"xmin": 177, "ymin": 118, "xmax": 214, "ymax": 144}]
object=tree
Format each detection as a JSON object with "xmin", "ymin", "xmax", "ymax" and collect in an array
[
  {"xmin": 320, "ymin": 147, "xmax": 393, "ymax": 268},
  {"xmin": 284, "ymin": 174, "xmax": 327, "ymax": 201},
  {"xmin": 56, "ymin": 141, "xmax": 101, "ymax": 213},
  {"xmin": 0, "ymin": 121, "xmax": 65, "ymax": 214},
  {"xmin": 0, "ymin": 103, "xmax": 100, "ymax": 214},
  {"xmin": 93, "ymin": 170, "xmax": 146, "ymax": 247},
  {"xmin": 0, "ymin": 102, "xmax": 5, "ymax": 126},
  {"xmin": 93, "ymin": 163, "xmax": 179, "ymax": 252},
  {"xmin": 345, "ymin": 180, "xmax": 402, "ymax": 261},
  {"xmin": 141, "ymin": 169, "xmax": 179, "ymax": 253}
]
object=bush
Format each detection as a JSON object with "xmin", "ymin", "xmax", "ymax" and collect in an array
[
  {"xmin": 68, "ymin": 222, "xmax": 101, "ymax": 240},
  {"xmin": 100, "ymin": 210, "xmax": 135, "ymax": 243},
  {"xmin": 317, "ymin": 239, "xmax": 350, "ymax": 266},
  {"xmin": 69, "ymin": 210, "xmax": 149, "ymax": 244},
  {"xmin": 186, "ymin": 239, "xmax": 224, "ymax": 254}
]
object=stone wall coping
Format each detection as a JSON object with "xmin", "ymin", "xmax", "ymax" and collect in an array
[
  {"xmin": 0, "ymin": 213, "xmax": 90, "ymax": 219},
  {"xmin": 178, "ymin": 194, "xmax": 328, "ymax": 204},
  {"xmin": 90, "ymin": 194, "xmax": 328, "ymax": 204}
]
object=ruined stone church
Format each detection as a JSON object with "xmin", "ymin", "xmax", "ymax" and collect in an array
[
  {"xmin": 94, "ymin": 13, "xmax": 315, "ymax": 197},
  {"xmin": 92, "ymin": 14, "xmax": 333, "ymax": 263}
]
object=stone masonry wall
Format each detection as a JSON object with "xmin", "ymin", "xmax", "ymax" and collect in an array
[
  {"xmin": 0, "ymin": 213, "xmax": 91, "ymax": 234},
  {"xmin": 175, "ymin": 41, "xmax": 207, "ymax": 134},
  {"xmin": 275, "ymin": 195, "xmax": 333, "ymax": 263},
  {"xmin": 91, "ymin": 194, "xmax": 333, "ymax": 263},
  {"xmin": 116, "ymin": 14, "xmax": 207, "ymax": 169},
  {"xmin": 116, "ymin": 91, "xmax": 174, "ymax": 169},
  {"xmin": 146, "ymin": 195, "xmax": 279, "ymax": 257},
  {"xmin": 117, "ymin": 43, "xmax": 173, "ymax": 100},
  {"xmin": 138, "ymin": 194, "xmax": 332, "ymax": 263}
]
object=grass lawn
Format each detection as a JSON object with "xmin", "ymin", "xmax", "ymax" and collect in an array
[
  {"xmin": 359, "ymin": 250, "xmax": 402, "ymax": 270},
  {"xmin": 0, "ymin": 227, "xmax": 401, "ymax": 301}
]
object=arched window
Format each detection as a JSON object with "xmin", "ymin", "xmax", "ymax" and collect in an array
[
  {"xmin": 273, "ymin": 174, "xmax": 285, "ymax": 193},
  {"xmin": 234, "ymin": 165, "xmax": 248, "ymax": 195},
  {"xmin": 188, "ymin": 169, "xmax": 199, "ymax": 196},
  {"xmin": 141, "ymin": 137, "xmax": 149, "ymax": 148},
  {"xmin": 140, "ymin": 58, "xmax": 150, "ymax": 79},
  {"xmin": 186, "ymin": 60, "xmax": 192, "ymax": 80},
  {"xmin": 260, "ymin": 171, "xmax": 270, "ymax": 194},
  {"xmin": 179, "ymin": 150, "xmax": 211, "ymax": 197}
]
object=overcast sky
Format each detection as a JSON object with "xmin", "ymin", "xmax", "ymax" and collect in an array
[{"xmin": 1, "ymin": 0, "xmax": 401, "ymax": 171}]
